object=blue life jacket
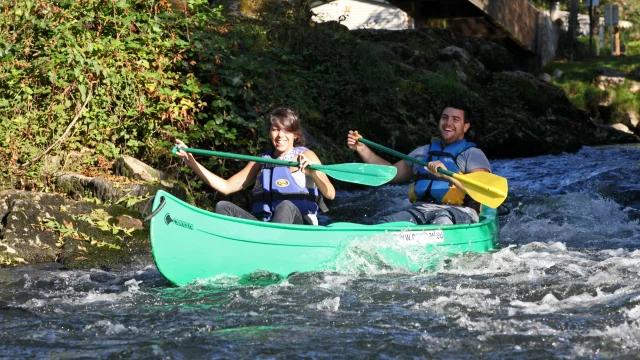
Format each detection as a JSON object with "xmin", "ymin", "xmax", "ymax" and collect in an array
[
  {"xmin": 251, "ymin": 147, "xmax": 323, "ymax": 221},
  {"xmin": 409, "ymin": 139, "xmax": 477, "ymax": 207}
]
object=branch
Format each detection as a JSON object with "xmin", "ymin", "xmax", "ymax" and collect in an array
[{"xmin": 23, "ymin": 83, "xmax": 94, "ymax": 168}]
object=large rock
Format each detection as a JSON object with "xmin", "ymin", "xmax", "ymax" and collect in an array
[
  {"xmin": 475, "ymin": 71, "xmax": 638, "ymax": 157},
  {"xmin": 623, "ymin": 110, "xmax": 640, "ymax": 132},
  {"xmin": 538, "ymin": 73, "xmax": 553, "ymax": 82},
  {"xmin": 437, "ymin": 46, "xmax": 488, "ymax": 84},
  {"xmin": 0, "ymin": 190, "xmax": 150, "ymax": 269},
  {"xmin": 54, "ymin": 172, "xmax": 188, "ymax": 217},
  {"xmin": 611, "ymin": 123, "xmax": 633, "ymax": 134},
  {"xmin": 593, "ymin": 65, "xmax": 637, "ymax": 91},
  {"xmin": 114, "ymin": 156, "xmax": 175, "ymax": 186}
]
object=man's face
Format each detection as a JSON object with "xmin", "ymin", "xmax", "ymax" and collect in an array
[{"xmin": 438, "ymin": 107, "xmax": 470, "ymax": 145}]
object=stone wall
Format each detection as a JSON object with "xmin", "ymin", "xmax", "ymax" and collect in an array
[
  {"xmin": 468, "ymin": 0, "xmax": 539, "ymax": 52},
  {"xmin": 536, "ymin": 12, "xmax": 561, "ymax": 69}
]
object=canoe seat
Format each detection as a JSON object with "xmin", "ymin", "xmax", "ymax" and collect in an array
[
  {"xmin": 326, "ymin": 221, "xmax": 418, "ymax": 228},
  {"xmin": 372, "ymin": 221, "xmax": 417, "ymax": 227},
  {"xmin": 326, "ymin": 222, "xmax": 368, "ymax": 228}
]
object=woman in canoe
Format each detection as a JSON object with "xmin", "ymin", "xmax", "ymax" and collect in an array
[{"xmin": 174, "ymin": 108, "xmax": 335, "ymax": 225}]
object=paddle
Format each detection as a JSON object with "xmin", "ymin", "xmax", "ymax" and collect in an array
[
  {"xmin": 355, "ymin": 137, "xmax": 508, "ymax": 208},
  {"xmin": 172, "ymin": 146, "xmax": 397, "ymax": 186}
]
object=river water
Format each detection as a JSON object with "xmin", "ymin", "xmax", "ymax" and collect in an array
[{"xmin": 2, "ymin": 144, "xmax": 640, "ymax": 359}]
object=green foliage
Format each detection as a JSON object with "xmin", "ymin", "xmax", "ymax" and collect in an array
[
  {"xmin": 610, "ymin": 85, "xmax": 640, "ymax": 120},
  {"xmin": 114, "ymin": 193, "xmax": 152, "ymax": 208},
  {"xmin": 583, "ymin": 87, "xmax": 608, "ymax": 119},
  {"xmin": 0, "ymin": 252, "xmax": 27, "ymax": 266},
  {"xmin": 489, "ymin": 74, "xmax": 554, "ymax": 113},
  {"xmin": 627, "ymin": 40, "xmax": 640, "ymax": 56},
  {"xmin": 41, "ymin": 216, "xmax": 122, "ymax": 249},
  {"xmin": 0, "ymin": 0, "xmax": 262, "ymax": 185},
  {"xmin": 543, "ymin": 57, "xmax": 640, "ymax": 122}
]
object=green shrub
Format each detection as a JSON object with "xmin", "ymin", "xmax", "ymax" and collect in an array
[
  {"xmin": 626, "ymin": 40, "xmax": 640, "ymax": 56},
  {"xmin": 0, "ymin": 0, "xmax": 263, "ymax": 183}
]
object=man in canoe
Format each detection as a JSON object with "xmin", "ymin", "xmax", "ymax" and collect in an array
[
  {"xmin": 347, "ymin": 100, "xmax": 491, "ymax": 225},
  {"xmin": 175, "ymin": 108, "xmax": 335, "ymax": 225}
]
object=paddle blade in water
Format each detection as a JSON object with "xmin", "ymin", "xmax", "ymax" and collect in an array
[
  {"xmin": 451, "ymin": 171, "xmax": 508, "ymax": 209},
  {"xmin": 314, "ymin": 163, "xmax": 397, "ymax": 186}
]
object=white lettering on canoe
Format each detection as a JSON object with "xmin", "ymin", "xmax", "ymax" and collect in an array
[{"xmin": 392, "ymin": 230, "xmax": 444, "ymax": 245}]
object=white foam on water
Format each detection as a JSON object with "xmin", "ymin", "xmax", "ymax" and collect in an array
[
  {"xmin": 324, "ymin": 231, "xmax": 449, "ymax": 276},
  {"xmin": 501, "ymin": 193, "xmax": 640, "ymax": 247},
  {"xmin": 415, "ymin": 284, "xmax": 500, "ymax": 316},
  {"xmin": 57, "ymin": 278, "xmax": 142, "ymax": 305},
  {"xmin": 124, "ymin": 279, "xmax": 142, "ymax": 293},
  {"xmin": 71, "ymin": 290, "xmax": 123, "ymax": 304},
  {"xmin": 191, "ymin": 273, "xmax": 242, "ymax": 287},
  {"xmin": 135, "ymin": 265, "xmax": 157, "ymax": 275},
  {"xmin": 21, "ymin": 274, "xmax": 32, "ymax": 289},
  {"xmin": 20, "ymin": 298, "xmax": 47, "ymax": 309},
  {"xmin": 586, "ymin": 319, "xmax": 640, "ymax": 350},
  {"xmin": 318, "ymin": 275, "xmax": 353, "ymax": 290},
  {"xmin": 441, "ymin": 242, "xmax": 593, "ymax": 281},
  {"xmin": 624, "ymin": 304, "xmax": 640, "ymax": 321},
  {"xmin": 249, "ymin": 282, "xmax": 288, "ymax": 299},
  {"xmin": 459, "ymin": 315, "xmax": 559, "ymax": 338},
  {"xmin": 307, "ymin": 296, "xmax": 340, "ymax": 312},
  {"xmin": 83, "ymin": 319, "xmax": 138, "ymax": 335},
  {"xmin": 509, "ymin": 286, "xmax": 636, "ymax": 315}
]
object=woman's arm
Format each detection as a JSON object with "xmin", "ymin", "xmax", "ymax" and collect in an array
[
  {"xmin": 299, "ymin": 150, "xmax": 336, "ymax": 200},
  {"xmin": 174, "ymin": 139, "xmax": 260, "ymax": 195}
]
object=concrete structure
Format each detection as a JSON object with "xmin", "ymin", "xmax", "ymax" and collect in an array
[
  {"xmin": 551, "ymin": 9, "xmax": 634, "ymax": 55},
  {"xmin": 311, "ymin": 0, "xmax": 414, "ymax": 30},
  {"xmin": 312, "ymin": 0, "xmax": 568, "ymax": 68},
  {"xmin": 551, "ymin": 10, "xmax": 633, "ymax": 35},
  {"xmin": 385, "ymin": 0, "xmax": 541, "ymax": 53}
]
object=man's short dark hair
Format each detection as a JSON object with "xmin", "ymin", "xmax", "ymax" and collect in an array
[{"xmin": 443, "ymin": 99, "xmax": 472, "ymax": 124}]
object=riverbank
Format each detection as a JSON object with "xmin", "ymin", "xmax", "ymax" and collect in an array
[{"xmin": 543, "ymin": 56, "xmax": 640, "ymax": 136}]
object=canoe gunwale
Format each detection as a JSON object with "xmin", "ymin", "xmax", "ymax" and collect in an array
[{"xmin": 151, "ymin": 191, "xmax": 497, "ymax": 233}]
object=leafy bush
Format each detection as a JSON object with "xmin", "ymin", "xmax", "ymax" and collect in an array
[
  {"xmin": 627, "ymin": 40, "xmax": 640, "ymax": 56},
  {"xmin": 0, "ymin": 0, "xmax": 263, "ymax": 184}
]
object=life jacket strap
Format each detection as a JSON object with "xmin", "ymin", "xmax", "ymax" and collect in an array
[{"xmin": 252, "ymin": 192, "xmax": 328, "ymax": 213}]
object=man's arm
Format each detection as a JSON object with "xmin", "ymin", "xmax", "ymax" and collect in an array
[{"xmin": 347, "ymin": 130, "xmax": 413, "ymax": 183}]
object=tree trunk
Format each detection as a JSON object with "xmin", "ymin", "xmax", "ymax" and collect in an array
[
  {"xmin": 588, "ymin": 5, "xmax": 594, "ymax": 55},
  {"xmin": 568, "ymin": 0, "xmax": 579, "ymax": 61}
]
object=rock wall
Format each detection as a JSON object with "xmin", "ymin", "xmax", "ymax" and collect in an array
[{"xmin": 469, "ymin": 0, "xmax": 539, "ymax": 52}]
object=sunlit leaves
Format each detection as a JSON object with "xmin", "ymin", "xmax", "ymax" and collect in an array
[{"xmin": 1, "ymin": 0, "xmax": 263, "ymax": 181}]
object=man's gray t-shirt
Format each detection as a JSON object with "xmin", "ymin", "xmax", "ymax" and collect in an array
[
  {"xmin": 404, "ymin": 144, "xmax": 491, "ymax": 221},
  {"xmin": 405, "ymin": 144, "xmax": 491, "ymax": 174}
]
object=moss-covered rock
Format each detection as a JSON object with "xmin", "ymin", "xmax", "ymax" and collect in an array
[{"xmin": 0, "ymin": 190, "xmax": 150, "ymax": 269}]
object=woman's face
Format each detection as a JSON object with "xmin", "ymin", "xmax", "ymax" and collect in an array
[{"xmin": 270, "ymin": 122, "xmax": 296, "ymax": 156}]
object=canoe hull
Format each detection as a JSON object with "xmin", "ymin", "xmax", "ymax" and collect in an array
[{"xmin": 150, "ymin": 191, "xmax": 500, "ymax": 285}]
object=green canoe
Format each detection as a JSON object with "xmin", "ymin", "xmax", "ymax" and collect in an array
[{"xmin": 150, "ymin": 190, "xmax": 500, "ymax": 286}]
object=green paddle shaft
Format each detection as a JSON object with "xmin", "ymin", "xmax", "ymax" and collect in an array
[
  {"xmin": 357, "ymin": 137, "xmax": 431, "ymax": 167},
  {"xmin": 357, "ymin": 137, "xmax": 462, "ymax": 176},
  {"xmin": 173, "ymin": 146, "xmax": 320, "ymax": 170},
  {"xmin": 172, "ymin": 146, "xmax": 398, "ymax": 186},
  {"xmin": 356, "ymin": 136, "xmax": 508, "ymax": 200}
]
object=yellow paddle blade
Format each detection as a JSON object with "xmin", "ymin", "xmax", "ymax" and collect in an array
[{"xmin": 451, "ymin": 172, "xmax": 508, "ymax": 209}]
